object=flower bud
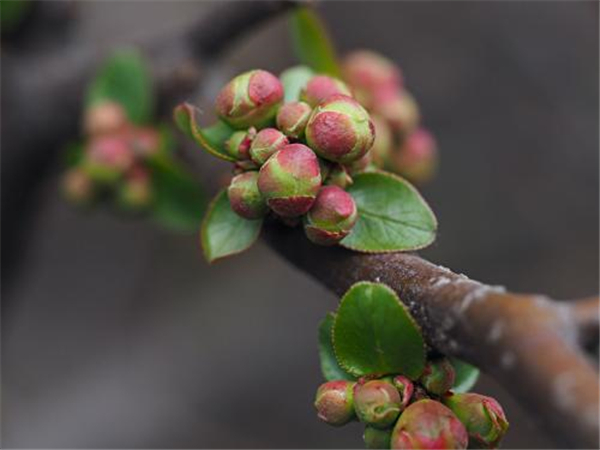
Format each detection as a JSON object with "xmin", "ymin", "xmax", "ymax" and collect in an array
[
  {"xmin": 391, "ymin": 400, "xmax": 468, "ymax": 449},
  {"xmin": 354, "ymin": 379, "xmax": 403, "ymax": 429},
  {"xmin": 314, "ymin": 380, "xmax": 356, "ymax": 426},
  {"xmin": 128, "ymin": 126, "xmax": 160, "ymax": 158},
  {"xmin": 225, "ymin": 128, "xmax": 256, "ymax": 161},
  {"xmin": 374, "ymin": 91, "xmax": 420, "ymax": 134},
  {"xmin": 62, "ymin": 168, "xmax": 94, "ymax": 205},
  {"xmin": 306, "ymin": 95, "xmax": 375, "ymax": 164},
  {"xmin": 227, "ymin": 171, "xmax": 268, "ymax": 220},
  {"xmin": 392, "ymin": 375, "xmax": 414, "ymax": 410},
  {"xmin": 118, "ymin": 165, "xmax": 153, "ymax": 210},
  {"xmin": 345, "ymin": 151, "xmax": 374, "ymax": 175},
  {"xmin": 304, "ymin": 186, "xmax": 357, "ymax": 246},
  {"xmin": 84, "ymin": 135, "xmax": 134, "ymax": 183},
  {"xmin": 215, "ymin": 70, "xmax": 284, "ymax": 129},
  {"xmin": 420, "ymin": 358, "xmax": 455, "ymax": 396},
  {"xmin": 249, "ymin": 128, "xmax": 288, "ymax": 165},
  {"xmin": 276, "ymin": 101, "xmax": 312, "ymax": 138},
  {"xmin": 343, "ymin": 50, "xmax": 403, "ymax": 108},
  {"xmin": 394, "ymin": 128, "xmax": 438, "ymax": 184},
  {"xmin": 364, "ymin": 426, "xmax": 392, "ymax": 449},
  {"xmin": 443, "ymin": 393, "xmax": 509, "ymax": 448},
  {"xmin": 257, "ymin": 143, "xmax": 321, "ymax": 217},
  {"xmin": 370, "ymin": 114, "xmax": 393, "ymax": 168},
  {"xmin": 300, "ymin": 75, "xmax": 352, "ymax": 107},
  {"xmin": 84, "ymin": 101, "xmax": 128, "ymax": 136},
  {"xmin": 325, "ymin": 164, "xmax": 353, "ymax": 189}
]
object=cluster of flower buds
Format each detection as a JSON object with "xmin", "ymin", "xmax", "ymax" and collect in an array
[
  {"xmin": 62, "ymin": 101, "xmax": 159, "ymax": 210},
  {"xmin": 314, "ymin": 358, "xmax": 508, "ymax": 449},
  {"xmin": 342, "ymin": 50, "xmax": 438, "ymax": 184},
  {"xmin": 217, "ymin": 69, "xmax": 376, "ymax": 246}
]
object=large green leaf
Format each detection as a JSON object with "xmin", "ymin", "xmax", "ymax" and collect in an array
[
  {"xmin": 280, "ymin": 65, "xmax": 315, "ymax": 102},
  {"xmin": 86, "ymin": 49, "xmax": 153, "ymax": 124},
  {"xmin": 149, "ymin": 156, "xmax": 206, "ymax": 233},
  {"xmin": 200, "ymin": 190, "xmax": 262, "ymax": 263},
  {"xmin": 450, "ymin": 358, "xmax": 480, "ymax": 393},
  {"xmin": 341, "ymin": 171, "xmax": 437, "ymax": 252},
  {"xmin": 333, "ymin": 282, "xmax": 425, "ymax": 379},
  {"xmin": 173, "ymin": 103, "xmax": 236, "ymax": 162},
  {"xmin": 318, "ymin": 313, "xmax": 356, "ymax": 381},
  {"xmin": 289, "ymin": 7, "xmax": 341, "ymax": 77}
]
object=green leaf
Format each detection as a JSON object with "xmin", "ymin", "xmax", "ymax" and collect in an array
[
  {"xmin": 201, "ymin": 190, "xmax": 262, "ymax": 263},
  {"xmin": 318, "ymin": 313, "xmax": 356, "ymax": 381},
  {"xmin": 450, "ymin": 358, "xmax": 480, "ymax": 393},
  {"xmin": 341, "ymin": 171, "xmax": 437, "ymax": 253},
  {"xmin": 173, "ymin": 103, "xmax": 236, "ymax": 162},
  {"xmin": 149, "ymin": 157, "xmax": 206, "ymax": 233},
  {"xmin": 333, "ymin": 282, "xmax": 425, "ymax": 379},
  {"xmin": 289, "ymin": 6, "xmax": 341, "ymax": 78},
  {"xmin": 280, "ymin": 65, "xmax": 315, "ymax": 102},
  {"xmin": 86, "ymin": 49, "xmax": 153, "ymax": 124}
]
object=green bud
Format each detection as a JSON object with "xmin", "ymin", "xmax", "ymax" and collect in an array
[
  {"xmin": 276, "ymin": 101, "xmax": 312, "ymax": 138},
  {"xmin": 370, "ymin": 114, "xmax": 393, "ymax": 168},
  {"xmin": 300, "ymin": 75, "xmax": 352, "ymax": 107},
  {"xmin": 225, "ymin": 128, "xmax": 256, "ymax": 160},
  {"xmin": 249, "ymin": 128, "xmax": 288, "ymax": 165},
  {"xmin": 390, "ymin": 400, "xmax": 468, "ymax": 449},
  {"xmin": 325, "ymin": 164, "xmax": 353, "ymax": 189},
  {"xmin": 257, "ymin": 143, "xmax": 321, "ymax": 217},
  {"xmin": 306, "ymin": 94, "xmax": 375, "ymax": 164},
  {"xmin": 314, "ymin": 380, "xmax": 356, "ymax": 427},
  {"xmin": 215, "ymin": 70, "xmax": 284, "ymax": 129},
  {"xmin": 227, "ymin": 171, "xmax": 268, "ymax": 220},
  {"xmin": 419, "ymin": 358, "xmax": 455, "ymax": 396},
  {"xmin": 443, "ymin": 393, "xmax": 509, "ymax": 449},
  {"xmin": 118, "ymin": 165, "xmax": 153, "ymax": 210},
  {"xmin": 364, "ymin": 426, "xmax": 392, "ymax": 449},
  {"xmin": 304, "ymin": 186, "xmax": 357, "ymax": 246},
  {"xmin": 354, "ymin": 379, "xmax": 402, "ymax": 429}
]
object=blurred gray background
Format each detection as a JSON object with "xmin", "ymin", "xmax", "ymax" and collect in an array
[{"xmin": 2, "ymin": 1, "xmax": 598, "ymax": 448}]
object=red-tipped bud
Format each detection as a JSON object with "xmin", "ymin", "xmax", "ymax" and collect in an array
[
  {"xmin": 419, "ymin": 358, "xmax": 455, "ymax": 396},
  {"xmin": 118, "ymin": 165, "xmax": 153, "ymax": 210},
  {"xmin": 392, "ymin": 375, "xmax": 414, "ymax": 410},
  {"xmin": 325, "ymin": 164, "xmax": 353, "ymax": 189},
  {"xmin": 443, "ymin": 393, "xmax": 509, "ymax": 449},
  {"xmin": 276, "ymin": 101, "xmax": 312, "ymax": 138},
  {"xmin": 394, "ymin": 128, "xmax": 438, "ymax": 184},
  {"xmin": 301, "ymin": 75, "xmax": 353, "ymax": 107},
  {"xmin": 62, "ymin": 168, "xmax": 94, "ymax": 205},
  {"xmin": 84, "ymin": 101, "xmax": 128, "ymax": 136},
  {"xmin": 391, "ymin": 400, "xmax": 468, "ymax": 449},
  {"xmin": 84, "ymin": 135, "xmax": 134, "ymax": 183},
  {"xmin": 257, "ymin": 143, "xmax": 321, "ymax": 217},
  {"xmin": 354, "ymin": 380, "xmax": 403, "ymax": 429},
  {"xmin": 215, "ymin": 70, "xmax": 284, "ymax": 129},
  {"xmin": 374, "ymin": 91, "xmax": 420, "ymax": 134},
  {"xmin": 314, "ymin": 380, "xmax": 356, "ymax": 427},
  {"xmin": 370, "ymin": 115, "xmax": 394, "ymax": 168},
  {"xmin": 304, "ymin": 185, "xmax": 357, "ymax": 246},
  {"xmin": 343, "ymin": 50, "xmax": 403, "ymax": 108},
  {"xmin": 225, "ymin": 128, "xmax": 257, "ymax": 161},
  {"xmin": 364, "ymin": 426, "xmax": 392, "ymax": 449},
  {"xmin": 306, "ymin": 95, "xmax": 375, "ymax": 164},
  {"xmin": 249, "ymin": 128, "xmax": 288, "ymax": 165},
  {"xmin": 126, "ymin": 126, "xmax": 160, "ymax": 158},
  {"xmin": 227, "ymin": 171, "xmax": 268, "ymax": 220}
]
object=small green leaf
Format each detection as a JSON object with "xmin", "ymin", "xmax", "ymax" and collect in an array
[
  {"xmin": 333, "ymin": 282, "xmax": 425, "ymax": 379},
  {"xmin": 341, "ymin": 171, "xmax": 437, "ymax": 253},
  {"xmin": 149, "ymin": 157, "xmax": 206, "ymax": 233},
  {"xmin": 86, "ymin": 49, "xmax": 153, "ymax": 124},
  {"xmin": 318, "ymin": 313, "xmax": 356, "ymax": 381},
  {"xmin": 450, "ymin": 358, "xmax": 480, "ymax": 393},
  {"xmin": 289, "ymin": 7, "xmax": 341, "ymax": 77},
  {"xmin": 280, "ymin": 65, "xmax": 315, "ymax": 102},
  {"xmin": 201, "ymin": 190, "xmax": 262, "ymax": 263},
  {"xmin": 173, "ymin": 103, "xmax": 236, "ymax": 162}
]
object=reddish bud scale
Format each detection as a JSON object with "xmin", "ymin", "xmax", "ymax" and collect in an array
[
  {"xmin": 391, "ymin": 400, "xmax": 468, "ymax": 449},
  {"xmin": 392, "ymin": 375, "xmax": 414, "ymax": 411},
  {"xmin": 257, "ymin": 143, "xmax": 321, "ymax": 217},
  {"xmin": 314, "ymin": 380, "xmax": 356, "ymax": 426},
  {"xmin": 227, "ymin": 171, "xmax": 268, "ymax": 220},
  {"xmin": 304, "ymin": 186, "xmax": 357, "ymax": 246},
  {"xmin": 419, "ymin": 358, "xmax": 455, "ymax": 396},
  {"xmin": 276, "ymin": 101, "xmax": 312, "ymax": 138},
  {"xmin": 301, "ymin": 75, "xmax": 352, "ymax": 107},
  {"xmin": 215, "ymin": 70, "xmax": 284, "ymax": 129},
  {"xmin": 249, "ymin": 128, "xmax": 288, "ymax": 165},
  {"xmin": 354, "ymin": 379, "xmax": 403, "ymax": 429}
]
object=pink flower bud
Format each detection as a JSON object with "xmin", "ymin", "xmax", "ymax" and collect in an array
[
  {"xmin": 419, "ymin": 358, "xmax": 455, "ymax": 396},
  {"xmin": 84, "ymin": 101, "xmax": 128, "ymax": 136},
  {"xmin": 215, "ymin": 70, "xmax": 284, "ymax": 129},
  {"xmin": 325, "ymin": 164, "xmax": 353, "ymax": 189},
  {"xmin": 354, "ymin": 380, "xmax": 403, "ymax": 429},
  {"xmin": 394, "ymin": 128, "xmax": 438, "ymax": 184},
  {"xmin": 391, "ymin": 400, "xmax": 468, "ymax": 449},
  {"xmin": 304, "ymin": 185, "xmax": 357, "ymax": 246},
  {"xmin": 306, "ymin": 94, "xmax": 375, "ymax": 164},
  {"xmin": 225, "ymin": 128, "xmax": 257, "ymax": 161},
  {"xmin": 84, "ymin": 135, "xmax": 134, "ymax": 183},
  {"xmin": 301, "ymin": 75, "xmax": 352, "ymax": 107},
  {"xmin": 443, "ymin": 393, "xmax": 509, "ymax": 449},
  {"xmin": 392, "ymin": 375, "xmax": 414, "ymax": 410},
  {"xmin": 345, "ymin": 151, "xmax": 375, "ymax": 175},
  {"xmin": 227, "ymin": 171, "xmax": 268, "ymax": 219},
  {"xmin": 249, "ymin": 128, "xmax": 288, "ymax": 165},
  {"xmin": 257, "ymin": 143, "xmax": 321, "ymax": 217},
  {"xmin": 374, "ymin": 91, "xmax": 420, "ymax": 134},
  {"xmin": 314, "ymin": 380, "xmax": 356, "ymax": 427},
  {"xmin": 276, "ymin": 101, "xmax": 312, "ymax": 138},
  {"xmin": 128, "ymin": 126, "xmax": 160, "ymax": 158}
]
